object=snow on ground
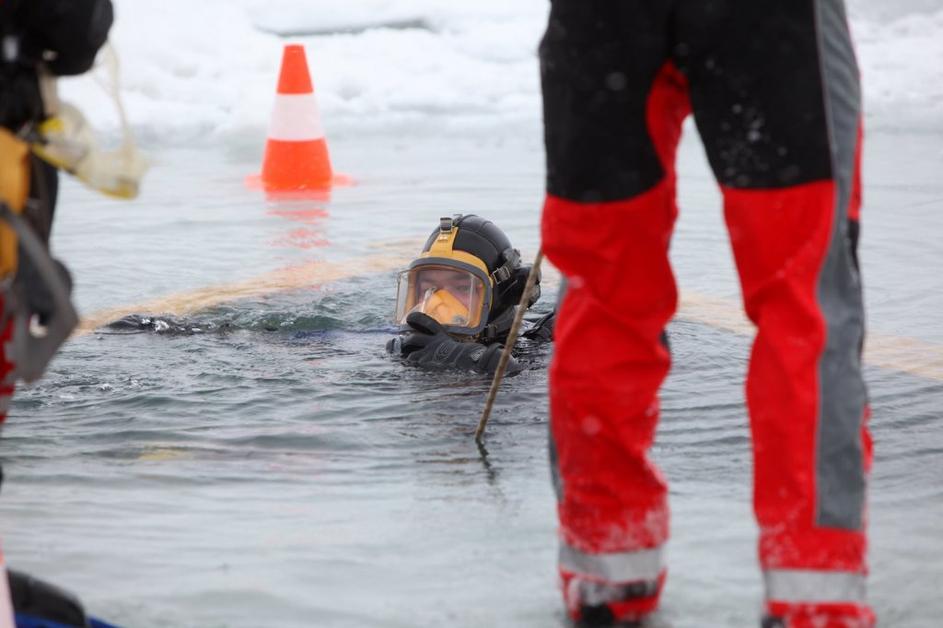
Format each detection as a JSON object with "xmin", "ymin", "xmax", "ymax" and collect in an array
[
  {"xmin": 853, "ymin": 5, "xmax": 943, "ymax": 131},
  {"xmin": 57, "ymin": 0, "xmax": 943, "ymax": 146}
]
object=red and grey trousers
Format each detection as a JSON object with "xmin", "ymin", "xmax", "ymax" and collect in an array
[{"xmin": 539, "ymin": 1, "xmax": 872, "ymax": 626}]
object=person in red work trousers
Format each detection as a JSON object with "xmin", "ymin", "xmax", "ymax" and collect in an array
[{"xmin": 538, "ymin": 1, "xmax": 872, "ymax": 627}]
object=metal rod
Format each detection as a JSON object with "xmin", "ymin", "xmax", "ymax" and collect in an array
[{"xmin": 475, "ymin": 249, "xmax": 544, "ymax": 444}]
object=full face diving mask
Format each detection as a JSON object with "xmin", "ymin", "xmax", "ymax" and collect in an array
[{"xmin": 394, "ymin": 263, "xmax": 490, "ymax": 337}]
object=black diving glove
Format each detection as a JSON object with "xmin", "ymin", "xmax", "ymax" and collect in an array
[{"xmin": 386, "ymin": 312, "xmax": 521, "ymax": 375}]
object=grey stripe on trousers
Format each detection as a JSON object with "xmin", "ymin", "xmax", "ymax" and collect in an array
[{"xmin": 813, "ymin": 0, "xmax": 867, "ymax": 530}]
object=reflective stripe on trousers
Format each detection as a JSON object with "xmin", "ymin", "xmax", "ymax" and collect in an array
[
  {"xmin": 764, "ymin": 569, "xmax": 867, "ymax": 605},
  {"xmin": 560, "ymin": 541, "xmax": 664, "ymax": 584}
]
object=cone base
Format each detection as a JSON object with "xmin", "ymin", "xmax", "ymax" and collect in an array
[
  {"xmin": 261, "ymin": 139, "xmax": 333, "ymax": 191},
  {"xmin": 246, "ymin": 173, "xmax": 353, "ymax": 201}
]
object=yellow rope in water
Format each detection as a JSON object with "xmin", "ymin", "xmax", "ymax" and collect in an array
[
  {"xmin": 74, "ymin": 242, "xmax": 420, "ymax": 335},
  {"xmin": 676, "ymin": 291, "xmax": 943, "ymax": 382},
  {"xmin": 74, "ymin": 245, "xmax": 943, "ymax": 382}
]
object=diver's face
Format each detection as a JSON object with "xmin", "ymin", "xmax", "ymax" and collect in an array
[{"xmin": 417, "ymin": 269, "xmax": 480, "ymax": 309}]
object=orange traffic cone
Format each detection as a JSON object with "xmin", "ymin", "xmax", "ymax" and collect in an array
[{"xmin": 259, "ymin": 45, "xmax": 335, "ymax": 192}]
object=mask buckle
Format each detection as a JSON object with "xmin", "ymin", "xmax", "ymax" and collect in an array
[
  {"xmin": 491, "ymin": 247, "xmax": 521, "ymax": 283},
  {"xmin": 437, "ymin": 214, "xmax": 463, "ymax": 243}
]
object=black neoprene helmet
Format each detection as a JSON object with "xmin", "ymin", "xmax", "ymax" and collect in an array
[{"xmin": 419, "ymin": 214, "xmax": 539, "ymax": 332}]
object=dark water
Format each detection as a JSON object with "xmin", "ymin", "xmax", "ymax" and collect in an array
[{"xmin": 1, "ymin": 131, "xmax": 941, "ymax": 627}]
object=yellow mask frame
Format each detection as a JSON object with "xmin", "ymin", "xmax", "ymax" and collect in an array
[{"xmin": 394, "ymin": 222, "xmax": 497, "ymax": 338}]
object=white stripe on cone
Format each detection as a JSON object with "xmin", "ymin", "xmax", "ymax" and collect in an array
[{"xmin": 267, "ymin": 94, "xmax": 325, "ymax": 141}]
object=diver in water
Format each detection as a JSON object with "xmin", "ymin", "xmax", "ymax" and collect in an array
[{"xmin": 386, "ymin": 214, "xmax": 554, "ymax": 375}]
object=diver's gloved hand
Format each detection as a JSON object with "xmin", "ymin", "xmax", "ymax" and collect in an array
[{"xmin": 387, "ymin": 312, "xmax": 521, "ymax": 375}]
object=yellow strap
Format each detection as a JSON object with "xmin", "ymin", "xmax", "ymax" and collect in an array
[
  {"xmin": 422, "ymin": 226, "xmax": 491, "ymax": 280},
  {"xmin": 427, "ymin": 223, "xmax": 459, "ymax": 256},
  {"xmin": 0, "ymin": 128, "xmax": 31, "ymax": 279}
]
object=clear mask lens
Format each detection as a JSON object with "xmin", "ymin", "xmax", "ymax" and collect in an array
[{"xmin": 395, "ymin": 265, "xmax": 486, "ymax": 331}]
